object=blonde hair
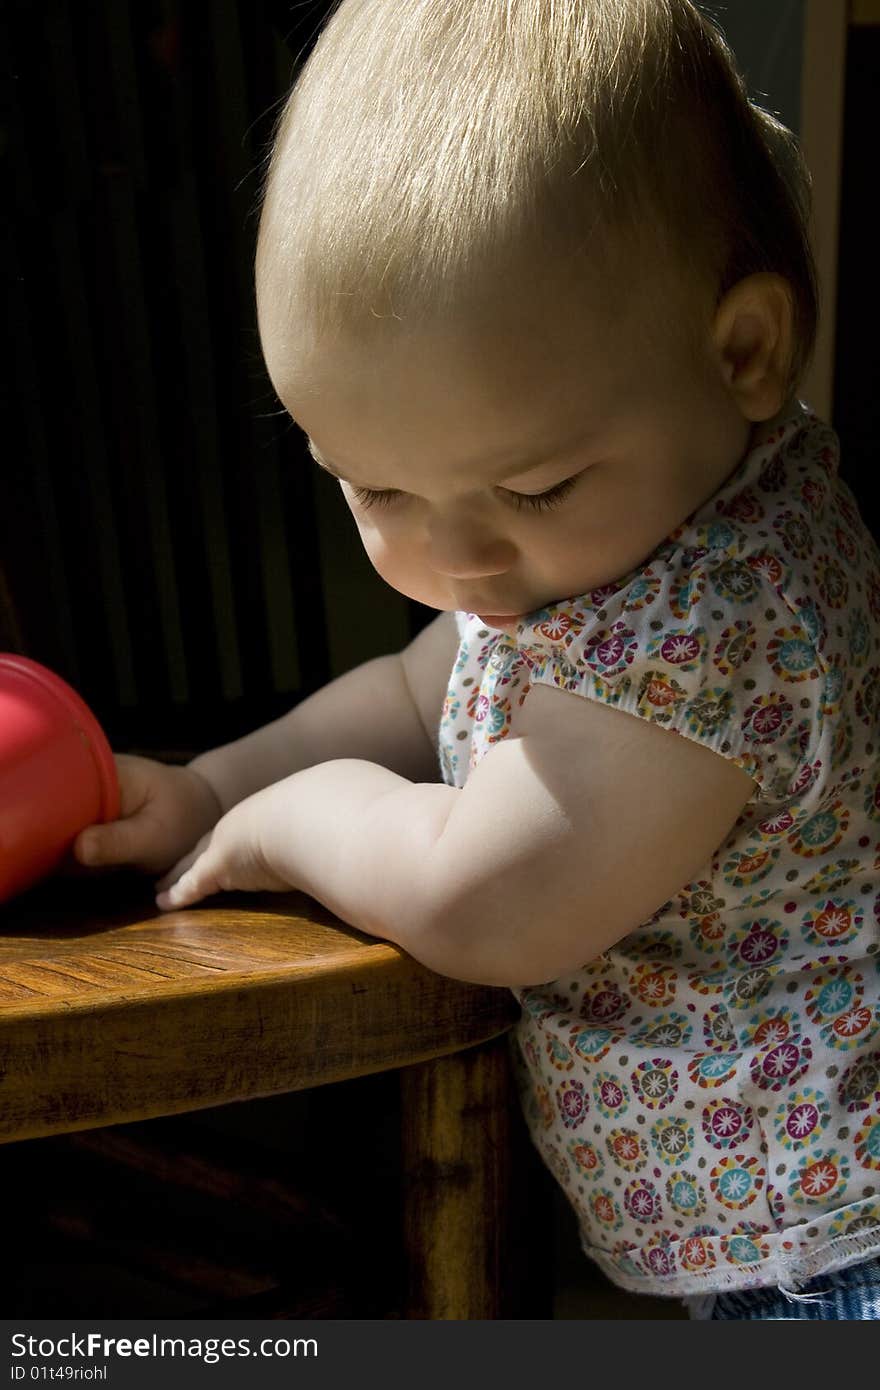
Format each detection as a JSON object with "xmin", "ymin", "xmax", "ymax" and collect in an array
[{"xmin": 257, "ymin": 0, "xmax": 817, "ymax": 388}]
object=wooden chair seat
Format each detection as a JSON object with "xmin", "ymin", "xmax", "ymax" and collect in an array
[{"xmin": 0, "ymin": 872, "xmax": 546, "ymax": 1318}]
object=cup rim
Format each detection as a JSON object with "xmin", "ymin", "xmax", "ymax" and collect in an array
[{"xmin": 0, "ymin": 653, "xmax": 120, "ymax": 823}]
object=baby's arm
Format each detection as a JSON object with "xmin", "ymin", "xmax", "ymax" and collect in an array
[
  {"xmin": 75, "ymin": 613, "xmax": 456, "ymax": 876},
  {"xmin": 159, "ymin": 677, "xmax": 755, "ymax": 988},
  {"xmin": 188, "ymin": 611, "xmax": 458, "ymax": 808}
]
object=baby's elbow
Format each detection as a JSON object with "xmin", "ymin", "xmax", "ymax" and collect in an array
[
  {"xmin": 405, "ymin": 923, "xmax": 554, "ymax": 987},
  {"xmin": 407, "ymin": 834, "xmax": 627, "ymax": 985},
  {"xmin": 406, "ymin": 886, "xmax": 591, "ymax": 988}
]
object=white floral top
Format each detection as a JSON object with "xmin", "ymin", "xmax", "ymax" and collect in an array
[{"xmin": 438, "ymin": 403, "xmax": 880, "ymax": 1296}]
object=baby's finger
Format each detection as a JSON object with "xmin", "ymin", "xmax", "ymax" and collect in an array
[
  {"xmin": 155, "ymin": 858, "xmax": 217, "ymax": 911},
  {"xmin": 75, "ymin": 821, "xmax": 144, "ymax": 869},
  {"xmin": 155, "ymin": 834, "xmax": 211, "ymax": 892}
]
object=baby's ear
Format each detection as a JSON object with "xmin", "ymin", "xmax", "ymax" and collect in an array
[{"xmin": 713, "ymin": 273, "xmax": 795, "ymax": 421}]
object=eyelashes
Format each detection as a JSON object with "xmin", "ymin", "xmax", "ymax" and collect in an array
[
  {"xmin": 506, "ymin": 475, "xmax": 579, "ymax": 512},
  {"xmin": 349, "ymin": 474, "xmax": 579, "ymax": 513},
  {"xmin": 349, "ymin": 485, "xmax": 404, "ymax": 510}
]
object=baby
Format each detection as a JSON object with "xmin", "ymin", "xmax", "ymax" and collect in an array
[{"xmin": 75, "ymin": 1, "xmax": 880, "ymax": 1319}]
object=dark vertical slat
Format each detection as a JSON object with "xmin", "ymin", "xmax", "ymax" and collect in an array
[
  {"xmin": 254, "ymin": 441, "xmax": 303, "ymax": 693},
  {"xmin": 125, "ymin": 0, "xmax": 252, "ymax": 739},
  {"xmin": 39, "ymin": 4, "xmax": 138, "ymax": 710},
  {"xmin": 164, "ymin": 182, "xmax": 246, "ymax": 705},
  {"xmin": 244, "ymin": 6, "xmax": 334, "ymax": 695},
  {"xmin": 0, "ymin": 560, "xmax": 26, "ymax": 655},
  {"xmin": 51, "ymin": 213, "xmax": 140, "ymax": 711},
  {"xmin": 180, "ymin": 5, "xmax": 274, "ymax": 709},
  {"xmin": 102, "ymin": 181, "xmax": 191, "ymax": 707},
  {"xmin": 192, "ymin": 2, "xmax": 320, "ymax": 703},
  {"xmin": 6, "ymin": 225, "xmax": 81, "ymax": 685},
  {"xmin": 2, "ymin": 0, "xmax": 35, "ymax": 214},
  {"xmin": 98, "ymin": 0, "xmax": 189, "ymax": 706},
  {"xmin": 147, "ymin": 1, "xmax": 244, "ymax": 707},
  {"xmin": 207, "ymin": 4, "xmax": 301, "ymax": 697},
  {"xmin": 42, "ymin": 0, "xmax": 90, "ymax": 196},
  {"xmin": 3, "ymin": 3, "xmax": 80, "ymax": 682}
]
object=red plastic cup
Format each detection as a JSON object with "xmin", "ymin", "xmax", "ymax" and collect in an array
[{"xmin": 0, "ymin": 654, "xmax": 120, "ymax": 903}]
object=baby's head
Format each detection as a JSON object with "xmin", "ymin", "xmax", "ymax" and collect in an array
[{"xmin": 256, "ymin": 0, "xmax": 818, "ymax": 620}]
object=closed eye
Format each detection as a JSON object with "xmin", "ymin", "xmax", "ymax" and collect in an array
[
  {"xmin": 349, "ymin": 484, "xmax": 404, "ymax": 510},
  {"xmin": 504, "ymin": 474, "xmax": 580, "ymax": 511},
  {"xmin": 349, "ymin": 473, "xmax": 581, "ymax": 512}
]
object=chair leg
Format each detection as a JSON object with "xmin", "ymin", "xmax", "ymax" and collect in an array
[{"xmin": 399, "ymin": 1034, "xmax": 515, "ymax": 1320}]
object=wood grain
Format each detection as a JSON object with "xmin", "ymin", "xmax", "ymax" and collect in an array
[
  {"xmin": 401, "ymin": 1039, "xmax": 514, "ymax": 1319},
  {"xmin": 0, "ymin": 875, "xmax": 518, "ymax": 1143}
]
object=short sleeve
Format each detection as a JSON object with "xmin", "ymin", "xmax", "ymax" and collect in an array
[{"xmin": 517, "ymin": 549, "xmax": 828, "ymax": 805}]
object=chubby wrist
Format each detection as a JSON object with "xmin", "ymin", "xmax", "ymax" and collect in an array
[
  {"xmin": 178, "ymin": 761, "xmax": 224, "ymax": 827},
  {"xmin": 185, "ymin": 748, "xmax": 238, "ymax": 816}
]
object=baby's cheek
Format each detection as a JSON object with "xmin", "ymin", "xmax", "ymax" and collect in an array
[
  {"xmin": 355, "ymin": 520, "xmax": 395, "ymax": 576},
  {"xmin": 358, "ymin": 526, "xmax": 447, "ymax": 608},
  {"xmin": 358, "ymin": 524, "xmax": 413, "ymax": 586}
]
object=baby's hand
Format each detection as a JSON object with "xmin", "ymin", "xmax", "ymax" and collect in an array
[
  {"xmin": 154, "ymin": 784, "xmax": 297, "ymax": 909},
  {"xmin": 72, "ymin": 753, "xmax": 222, "ymax": 877}
]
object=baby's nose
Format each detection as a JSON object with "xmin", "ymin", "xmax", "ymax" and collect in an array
[{"xmin": 426, "ymin": 518, "xmax": 516, "ymax": 579}]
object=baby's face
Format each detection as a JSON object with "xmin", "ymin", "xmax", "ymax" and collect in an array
[{"xmin": 266, "ymin": 259, "xmax": 753, "ymax": 624}]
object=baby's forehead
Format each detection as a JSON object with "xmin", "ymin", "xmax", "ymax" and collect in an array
[{"xmin": 259, "ymin": 236, "xmax": 708, "ymax": 409}]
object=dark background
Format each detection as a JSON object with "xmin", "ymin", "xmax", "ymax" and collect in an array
[
  {"xmin": 2, "ymin": 1, "xmax": 876, "ymax": 763},
  {"xmin": 2, "ymin": 0, "xmax": 424, "ymax": 761}
]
